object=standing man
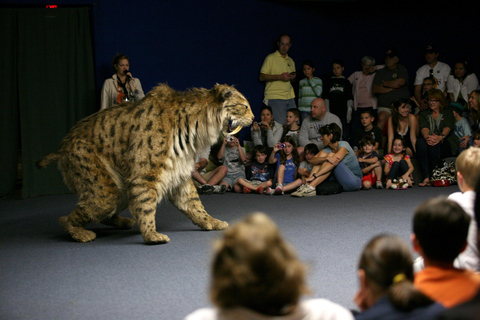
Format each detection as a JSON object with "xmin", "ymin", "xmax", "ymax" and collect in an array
[
  {"xmin": 373, "ymin": 48, "xmax": 410, "ymax": 131},
  {"xmin": 259, "ymin": 33, "xmax": 296, "ymax": 125},
  {"xmin": 413, "ymin": 44, "xmax": 451, "ymax": 112},
  {"xmin": 298, "ymin": 98, "xmax": 342, "ymax": 149}
]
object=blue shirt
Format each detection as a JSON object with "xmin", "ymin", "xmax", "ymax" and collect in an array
[{"xmin": 324, "ymin": 141, "xmax": 363, "ymax": 179}]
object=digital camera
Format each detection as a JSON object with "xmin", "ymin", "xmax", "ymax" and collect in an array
[
  {"xmin": 227, "ymin": 136, "xmax": 235, "ymax": 142},
  {"xmin": 278, "ymin": 143, "xmax": 285, "ymax": 149}
]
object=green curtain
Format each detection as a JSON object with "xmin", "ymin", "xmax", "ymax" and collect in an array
[{"xmin": 0, "ymin": 7, "xmax": 96, "ymax": 199}]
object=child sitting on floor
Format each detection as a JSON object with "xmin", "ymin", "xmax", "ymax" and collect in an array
[
  {"xmin": 357, "ymin": 136, "xmax": 383, "ymax": 189},
  {"xmin": 267, "ymin": 136, "xmax": 303, "ymax": 195},
  {"xmin": 384, "ymin": 137, "xmax": 414, "ymax": 189},
  {"xmin": 217, "ymin": 135, "xmax": 247, "ymax": 193},
  {"xmin": 298, "ymin": 143, "xmax": 320, "ymax": 186},
  {"xmin": 236, "ymin": 145, "xmax": 274, "ymax": 194}
]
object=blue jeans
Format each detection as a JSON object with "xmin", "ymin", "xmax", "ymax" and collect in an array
[
  {"xmin": 266, "ymin": 99, "xmax": 296, "ymax": 125},
  {"xmin": 330, "ymin": 161, "xmax": 362, "ymax": 191}
]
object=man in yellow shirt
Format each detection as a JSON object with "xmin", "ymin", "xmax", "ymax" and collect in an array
[{"xmin": 259, "ymin": 33, "xmax": 296, "ymax": 125}]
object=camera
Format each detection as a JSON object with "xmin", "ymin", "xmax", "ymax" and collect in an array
[
  {"xmin": 227, "ymin": 136, "xmax": 235, "ymax": 142},
  {"xmin": 277, "ymin": 143, "xmax": 285, "ymax": 149}
]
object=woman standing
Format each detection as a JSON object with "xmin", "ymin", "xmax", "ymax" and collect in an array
[
  {"xmin": 416, "ymin": 89, "xmax": 457, "ymax": 186},
  {"xmin": 386, "ymin": 98, "xmax": 418, "ymax": 156},
  {"xmin": 100, "ymin": 53, "xmax": 145, "ymax": 110}
]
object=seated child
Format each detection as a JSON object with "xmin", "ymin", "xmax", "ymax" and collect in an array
[
  {"xmin": 297, "ymin": 143, "xmax": 320, "ymax": 187},
  {"xmin": 357, "ymin": 136, "xmax": 383, "ymax": 189},
  {"xmin": 192, "ymin": 145, "xmax": 228, "ymax": 194},
  {"xmin": 384, "ymin": 137, "xmax": 414, "ymax": 189},
  {"xmin": 353, "ymin": 110, "xmax": 383, "ymax": 157},
  {"xmin": 451, "ymin": 102, "xmax": 473, "ymax": 154},
  {"xmin": 236, "ymin": 145, "xmax": 273, "ymax": 194},
  {"xmin": 266, "ymin": 136, "xmax": 303, "ymax": 195},
  {"xmin": 448, "ymin": 147, "xmax": 480, "ymax": 272},
  {"xmin": 412, "ymin": 197, "xmax": 480, "ymax": 308},
  {"xmin": 283, "ymin": 108, "xmax": 305, "ymax": 161},
  {"xmin": 472, "ymin": 130, "xmax": 480, "ymax": 148},
  {"xmin": 217, "ymin": 135, "xmax": 247, "ymax": 193}
]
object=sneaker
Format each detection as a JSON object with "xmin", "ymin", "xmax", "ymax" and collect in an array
[
  {"xmin": 264, "ymin": 187, "xmax": 275, "ymax": 195},
  {"xmin": 375, "ymin": 181, "xmax": 383, "ymax": 189},
  {"xmin": 256, "ymin": 187, "xmax": 264, "ymax": 194},
  {"xmin": 201, "ymin": 184, "xmax": 214, "ymax": 195},
  {"xmin": 274, "ymin": 183, "xmax": 284, "ymax": 195},
  {"xmin": 301, "ymin": 184, "xmax": 317, "ymax": 197},
  {"xmin": 291, "ymin": 184, "xmax": 306, "ymax": 197},
  {"xmin": 242, "ymin": 187, "xmax": 251, "ymax": 194},
  {"xmin": 213, "ymin": 185, "xmax": 227, "ymax": 194}
]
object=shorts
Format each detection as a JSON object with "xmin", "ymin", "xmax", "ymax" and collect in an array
[
  {"xmin": 223, "ymin": 171, "xmax": 246, "ymax": 188},
  {"xmin": 362, "ymin": 172, "xmax": 375, "ymax": 184},
  {"xmin": 244, "ymin": 179, "xmax": 263, "ymax": 187},
  {"xmin": 377, "ymin": 106, "xmax": 392, "ymax": 115}
]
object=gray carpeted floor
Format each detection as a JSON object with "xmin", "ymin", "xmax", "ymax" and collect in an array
[{"xmin": 0, "ymin": 185, "xmax": 456, "ymax": 319}]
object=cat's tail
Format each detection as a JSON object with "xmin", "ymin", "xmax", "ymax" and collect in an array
[{"xmin": 36, "ymin": 153, "xmax": 61, "ymax": 169}]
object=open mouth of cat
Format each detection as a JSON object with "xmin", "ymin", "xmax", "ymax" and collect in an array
[{"xmin": 224, "ymin": 120, "xmax": 243, "ymax": 137}]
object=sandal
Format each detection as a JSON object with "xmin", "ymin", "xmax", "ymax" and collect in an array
[{"xmin": 419, "ymin": 179, "xmax": 432, "ymax": 187}]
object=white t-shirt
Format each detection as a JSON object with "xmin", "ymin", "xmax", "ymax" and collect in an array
[
  {"xmin": 448, "ymin": 190, "xmax": 479, "ymax": 272},
  {"xmin": 413, "ymin": 61, "xmax": 451, "ymax": 91},
  {"xmin": 447, "ymin": 73, "xmax": 480, "ymax": 102},
  {"xmin": 184, "ymin": 299, "xmax": 354, "ymax": 320}
]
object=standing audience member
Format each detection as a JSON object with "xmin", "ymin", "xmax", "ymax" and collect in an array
[
  {"xmin": 251, "ymin": 105, "xmax": 284, "ymax": 154},
  {"xmin": 324, "ymin": 59, "xmax": 354, "ymax": 142},
  {"xmin": 387, "ymin": 98, "xmax": 418, "ymax": 157},
  {"xmin": 292, "ymin": 123, "xmax": 362, "ymax": 197},
  {"xmin": 447, "ymin": 60, "xmax": 479, "ymax": 109},
  {"xmin": 259, "ymin": 33, "xmax": 297, "ymax": 124},
  {"xmin": 184, "ymin": 212, "xmax": 355, "ymax": 320},
  {"xmin": 469, "ymin": 90, "xmax": 480, "ymax": 132},
  {"xmin": 298, "ymin": 98, "xmax": 342, "ymax": 149},
  {"xmin": 416, "ymin": 89, "xmax": 457, "ymax": 187},
  {"xmin": 237, "ymin": 145, "xmax": 273, "ymax": 194},
  {"xmin": 353, "ymin": 234, "xmax": 444, "ymax": 320},
  {"xmin": 101, "ymin": 53, "xmax": 144, "ymax": 110},
  {"xmin": 353, "ymin": 110, "xmax": 383, "ymax": 156},
  {"xmin": 384, "ymin": 138, "xmax": 414, "ymax": 189},
  {"xmin": 451, "ymin": 102, "xmax": 473, "ymax": 154},
  {"xmin": 348, "ymin": 56, "xmax": 384, "ymax": 139},
  {"xmin": 413, "ymin": 44, "xmax": 451, "ymax": 111},
  {"xmin": 217, "ymin": 135, "xmax": 247, "ymax": 193},
  {"xmin": 298, "ymin": 60, "xmax": 323, "ymax": 122},
  {"xmin": 267, "ymin": 136, "xmax": 303, "ymax": 195},
  {"xmin": 412, "ymin": 197, "xmax": 480, "ymax": 308},
  {"xmin": 357, "ymin": 136, "xmax": 383, "ymax": 190},
  {"xmin": 373, "ymin": 48, "xmax": 410, "ymax": 132},
  {"xmin": 447, "ymin": 147, "xmax": 480, "ymax": 272}
]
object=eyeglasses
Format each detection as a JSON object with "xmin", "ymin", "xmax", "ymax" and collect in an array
[{"xmin": 428, "ymin": 99, "xmax": 440, "ymax": 103}]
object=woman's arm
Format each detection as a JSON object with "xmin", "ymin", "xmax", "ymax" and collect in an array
[
  {"xmin": 266, "ymin": 122, "xmax": 284, "ymax": 147},
  {"xmin": 409, "ymin": 114, "xmax": 418, "ymax": 153},
  {"xmin": 387, "ymin": 117, "xmax": 394, "ymax": 154}
]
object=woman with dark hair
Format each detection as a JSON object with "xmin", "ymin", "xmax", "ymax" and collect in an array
[
  {"xmin": 416, "ymin": 89, "xmax": 457, "ymax": 187},
  {"xmin": 100, "ymin": 53, "xmax": 145, "ymax": 109},
  {"xmin": 468, "ymin": 90, "xmax": 480, "ymax": 132},
  {"xmin": 386, "ymin": 98, "xmax": 419, "ymax": 156},
  {"xmin": 447, "ymin": 60, "xmax": 479, "ymax": 109},
  {"xmin": 185, "ymin": 212, "xmax": 354, "ymax": 320},
  {"xmin": 354, "ymin": 234, "xmax": 444, "ymax": 319},
  {"xmin": 291, "ymin": 122, "xmax": 362, "ymax": 197},
  {"xmin": 251, "ymin": 105, "xmax": 284, "ymax": 154}
]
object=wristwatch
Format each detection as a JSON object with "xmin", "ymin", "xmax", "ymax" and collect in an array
[{"xmin": 441, "ymin": 134, "xmax": 446, "ymax": 139}]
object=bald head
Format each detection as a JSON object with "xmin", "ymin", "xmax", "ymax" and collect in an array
[{"xmin": 310, "ymin": 98, "xmax": 326, "ymax": 120}]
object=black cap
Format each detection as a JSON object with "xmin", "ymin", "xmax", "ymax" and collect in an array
[
  {"xmin": 385, "ymin": 48, "xmax": 399, "ymax": 58},
  {"xmin": 425, "ymin": 44, "xmax": 438, "ymax": 54}
]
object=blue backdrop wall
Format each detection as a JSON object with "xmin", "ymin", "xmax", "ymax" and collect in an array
[{"xmin": 4, "ymin": 0, "xmax": 478, "ymax": 122}]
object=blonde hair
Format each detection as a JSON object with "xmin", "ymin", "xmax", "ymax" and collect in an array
[
  {"xmin": 456, "ymin": 147, "xmax": 480, "ymax": 188},
  {"xmin": 210, "ymin": 212, "xmax": 309, "ymax": 315}
]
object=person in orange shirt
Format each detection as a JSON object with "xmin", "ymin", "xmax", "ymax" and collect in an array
[{"xmin": 412, "ymin": 197, "xmax": 480, "ymax": 308}]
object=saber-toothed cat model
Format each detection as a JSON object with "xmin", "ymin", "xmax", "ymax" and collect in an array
[{"xmin": 38, "ymin": 84, "xmax": 254, "ymax": 244}]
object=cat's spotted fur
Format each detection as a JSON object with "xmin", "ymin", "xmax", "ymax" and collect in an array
[{"xmin": 38, "ymin": 83, "xmax": 254, "ymax": 244}]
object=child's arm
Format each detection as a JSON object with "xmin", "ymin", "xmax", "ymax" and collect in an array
[
  {"xmin": 383, "ymin": 160, "xmax": 391, "ymax": 176},
  {"xmin": 401, "ymin": 158, "xmax": 415, "ymax": 181},
  {"xmin": 360, "ymin": 156, "xmax": 379, "ymax": 165},
  {"xmin": 269, "ymin": 145, "xmax": 279, "ymax": 164},
  {"xmin": 362, "ymin": 161, "xmax": 381, "ymax": 174},
  {"xmin": 217, "ymin": 138, "xmax": 227, "ymax": 161}
]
